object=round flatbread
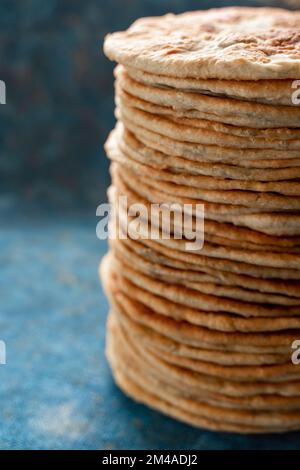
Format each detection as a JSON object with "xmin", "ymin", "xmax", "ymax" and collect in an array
[{"xmin": 104, "ymin": 7, "xmax": 300, "ymax": 80}]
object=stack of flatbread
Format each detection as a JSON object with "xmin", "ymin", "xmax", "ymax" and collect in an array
[{"xmin": 101, "ymin": 7, "xmax": 300, "ymax": 433}]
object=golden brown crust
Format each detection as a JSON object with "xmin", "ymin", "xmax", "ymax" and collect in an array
[{"xmin": 104, "ymin": 7, "xmax": 300, "ymax": 80}]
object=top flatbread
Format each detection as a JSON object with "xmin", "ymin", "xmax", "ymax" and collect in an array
[{"xmin": 104, "ymin": 7, "xmax": 300, "ymax": 80}]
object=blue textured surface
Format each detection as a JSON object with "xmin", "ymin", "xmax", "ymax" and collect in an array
[{"xmin": 1, "ymin": 211, "xmax": 300, "ymax": 450}]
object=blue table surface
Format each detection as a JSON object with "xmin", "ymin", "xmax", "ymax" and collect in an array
[{"xmin": 1, "ymin": 209, "xmax": 300, "ymax": 450}]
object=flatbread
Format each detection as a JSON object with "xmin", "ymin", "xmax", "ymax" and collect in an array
[
  {"xmin": 106, "ymin": 131, "xmax": 300, "ymax": 202},
  {"xmin": 117, "ymin": 68, "xmax": 300, "ymax": 128},
  {"xmin": 104, "ymin": 7, "xmax": 300, "ymax": 80},
  {"xmin": 101, "ymin": 255, "xmax": 298, "ymax": 354},
  {"xmin": 118, "ymin": 101, "xmax": 300, "ymax": 150},
  {"xmin": 126, "ymin": 236, "xmax": 300, "ymax": 280},
  {"xmin": 112, "ymin": 239, "xmax": 300, "ymax": 308},
  {"xmin": 108, "ymin": 316, "xmax": 300, "ymax": 403},
  {"xmin": 111, "ymin": 255, "xmax": 300, "ymax": 328},
  {"xmin": 125, "ymin": 65, "xmax": 297, "ymax": 106},
  {"xmin": 117, "ymin": 86, "xmax": 300, "ymax": 142},
  {"xmin": 106, "ymin": 318, "xmax": 300, "ymax": 432},
  {"xmin": 108, "ymin": 336, "xmax": 292, "ymax": 433},
  {"xmin": 122, "ymin": 119, "xmax": 300, "ymax": 165},
  {"xmin": 117, "ymin": 123, "xmax": 300, "ymax": 182},
  {"xmin": 115, "ymin": 205, "xmax": 300, "ymax": 271},
  {"xmin": 112, "ymin": 163, "xmax": 273, "ymax": 215},
  {"xmin": 113, "ymin": 313, "xmax": 300, "ymax": 388},
  {"xmin": 111, "ymin": 176, "xmax": 300, "ymax": 253},
  {"xmin": 106, "ymin": 309, "xmax": 300, "ymax": 397},
  {"xmin": 111, "ymin": 168, "xmax": 300, "ymax": 248},
  {"xmin": 112, "ymin": 163, "xmax": 300, "ymax": 236},
  {"xmin": 114, "ymin": 308, "xmax": 290, "ymax": 366},
  {"xmin": 103, "ymin": 5, "xmax": 300, "ymax": 434},
  {"xmin": 114, "ymin": 236, "xmax": 300, "ymax": 297},
  {"xmin": 111, "ymin": 315, "xmax": 300, "ymax": 414}
]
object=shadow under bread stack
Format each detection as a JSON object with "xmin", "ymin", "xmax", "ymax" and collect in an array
[{"xmin": 101, "ymin": 7, "xmax": 300, "ymax": 433}]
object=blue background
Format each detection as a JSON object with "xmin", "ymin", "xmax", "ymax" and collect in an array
[{"xmin": 1, "ymin": 0, "xmax": 300, "ymax": 450}]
